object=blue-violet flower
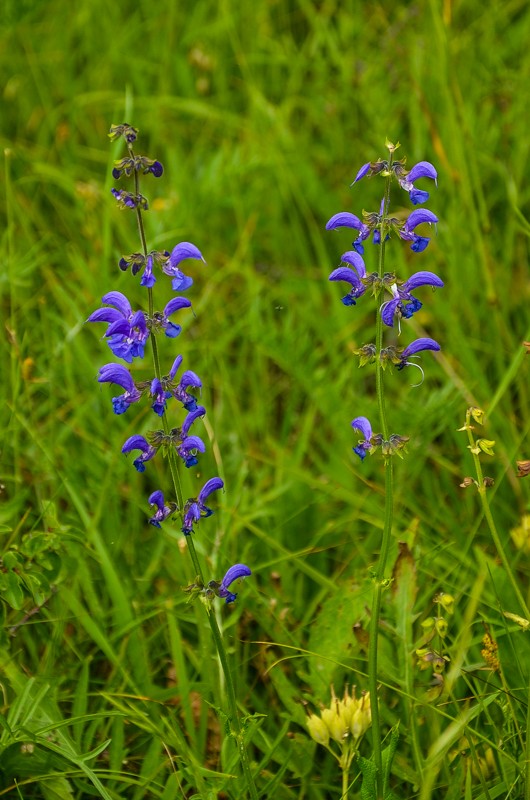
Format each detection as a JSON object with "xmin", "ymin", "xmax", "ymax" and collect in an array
[
  {"xmin": 380, "ymin": 271, "xmax": 444, "ymax": 328},
  {"xmin": 182, "ymin": 477, "xmax": 225, "ymax": 535},
  {"xmin": 217, "ymin": 563, "xmax": 252, "ymax": 604},
  {"xmin": 351, "ymin": 416, "xmax": 375, "ymax": 461}
]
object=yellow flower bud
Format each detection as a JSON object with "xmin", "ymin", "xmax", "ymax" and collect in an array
[{"xmin": 307, "ymin": 713, "xmax": 329, "ymax": 747}]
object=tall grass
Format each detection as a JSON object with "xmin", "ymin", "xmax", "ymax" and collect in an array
[{"xmin": 1, "ymin": 0, "xmax": 530, "ymax": 797}]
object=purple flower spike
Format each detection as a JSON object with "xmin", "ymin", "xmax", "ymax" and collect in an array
[
  {"xmin": 98, "ymin": 363, "xmax": 142, "ymax": 414},
  {"xmin": 218, "ymin": 563, "xmax": 252, "ymax": 604},
  {"xmin": 182, "ymin": 477, "xmax": 224, "ymax": 535},
  {"xmin": 163, "ymin": 242, "xmax": 205, "ymax": 292},
  {"xmin": 148, "ymin": 490, "xmax": 173, "ymax": 527},
  {"xmin": 122, "ymin": 435, "xmax": 157, "ymax": 472},
  {"xmin": 351, "ymin": 416, "xmax": 374, "ymax": 461}
]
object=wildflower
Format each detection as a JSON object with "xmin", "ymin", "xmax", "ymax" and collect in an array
[
  {"xmin": 351, "ymin": 158, "xmax": 437, "ymax": 205},
  {"xmin": 381, "ymin": 271, "xmax": 444, "ymax": 328},
  {"xmin": 121, "ymin": 434, "xmax": 157, "ymax": 472},
  {"xmin": 351, "ymin": 416, "xmax": 375, "ymax": 461},
  {"xmin": 118, "ymin": 250, "xmax": 170, "ymax": 287},
  {"xmin": 97, "ymin": 363, "xmax": 142, "ymax": 414},
  {"xmin": 108, "ymin": 123, "xmax": 138, "ymax": 143},
  {"xmin": 150, "ymin": 377, "xmax": 171, "ymax": 416},
  {"xmin": 182, "ymin": 477, "xmax": 224, "ymax": 534},
  {"xmin": 111, "ymin": 188, "xmax": 148, "ymax": 211},
  {"xmin": 307, "ymin": 713, "xmax": 330, "ymax": 747},
  {"xmin": 328, "ymin": 251, "xmax": 367, "ymax": 305},
  {"xmin": 112, "ymin": 155, "xmax": 163, "ymax": 179},
  {"xmin": 168, "ymin": 355, "xmax": 202, "ymax": 410},
  {"xmin": 87, "ymin": 291, "xmax": 149, "ymax": 362},
  {"xmin": 325, "ymin": 212, "xmax": 370, "ymax": 255},
  {"xmin": 398, "ymin": 209, "xmax": 439, "ymax": 252},
  {"xmin": 148, "ymin": 490, "xmax": 177, "ymax": 527},
  {"xmin": 398, "ymin": 161, "xmax": 438, "ymax": 205},
  {"xmin": 217, "ymin": 563, "xmax": 252, "ymax": 603},
  {"xmin": 162, "ymin": 242, "xmax": 205, "ymax": 291},
  {"xmin": 173, "ymin": 406, "xmax": 207, "ymax": 467},
  {"xmin": 150, "ymin": 296, "xmax": 192, "ymax": 339},
  {"xmin": 398, "ymin": 337, "xmax": 441, "ymax": 365}
]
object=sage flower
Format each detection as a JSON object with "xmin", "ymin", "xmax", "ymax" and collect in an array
[{"xmin": 182, "ymin": 477, "xmax": 224, "ymax": 535}]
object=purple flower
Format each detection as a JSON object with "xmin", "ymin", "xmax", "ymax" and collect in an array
[
  {"xmin": 122, "ymin": 435, "xmax": 157, "ymax": 472},
  {"xmin": 169, "ymin": 355, "xmax": 202, "ymax": 411},
  {"xmin": 326, "ymin": 212, "xmax": 371, "ymax": 255},
  {"xmin": 399, "ymin": 209, "xmax": 438, "ymax": 252},
  {"xmin": 178, "ymin": 407, "xmax": 207, "ymax": 467},
  {"xmin": 182, "ymin": 477, "xmax": 224, "ymax": 535},
  {"xmin": 162, "ymin": 242, "xmax": 205, "ymax": 292},
  {"xmin": 111, "ymin": 188, "xmax": 148, "ymax": 211},
  {"xmin": 140, "ymin": 255, "xmax": 155, "ymax": 288},
  {"xmin": 398, "ymin": 161, "xmax": 437, "ymax": 205},
  {"xmin": 148, "ymin": 490, "xmax": 175, "ymax": 527},
  {"xmin": 112, "ymin": 156, "xmax": 164, "ymax": 180},
  {"xmin": 218, "ymin": 563, "xmax": 252, "ymax": 604},
  {"xmin": 150, "ymin": 377, "xmax": 171, "ymax": 416},
  {"xmin": 381, "ymin": 271, "xmax": 444, "ymax": 328},
  {"xmin": 351, "ymin": 416, "xmax": 374, "ymax": 461},
  {"xmin": 329, "ymin": 251, "xmax": 367, "ymax": 306},
  {"xmin": 155, "ymin": 296, "xmax": 192, "ymax": 338},
  {"xmin": 88, "ymin": 291, "xmax": 149, "ymax": 362},
  {"xmin": 97, "ymin": 363, "xmax": 142, "ymax": 414},
  {"xmin": 397, "ymin": 337, "xmax": 441, "ymax": 370}
]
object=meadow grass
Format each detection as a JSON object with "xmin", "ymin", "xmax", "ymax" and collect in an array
[{"xmin": 1, "ymin": 0, "xmax": 530, "ymax": 797}]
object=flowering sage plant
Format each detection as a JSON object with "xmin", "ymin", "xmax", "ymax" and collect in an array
[
  {"xmin": 326, "ymin": 141, "xmax": 443, "ymax": 798},
  {"xmin": 88, "ymin": 123, "xmax": 257, "ymax": 798}
]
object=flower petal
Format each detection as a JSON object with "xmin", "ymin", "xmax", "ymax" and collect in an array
[
  {"xmin": 122, "ymin": 435, "xmax": 150, "ymax": 454},
  {"xmin": 101, "ymin": 291, "xmax": 132, "ymax": 316},
  {"xmin": 198, "ymin": 477, "xmax": 224, "ymax": 504},
  {"xmin": 148, "ymin": 490, "xmax": 165, "ymax": 510},
  {"xmin": 407, "ymin": 161, "xmax": 437, "ymax": 184},
  {"xmin": 164, "ymin": 297, "xmax": 192, "ymax": 318},
  {"xmin": 325, "ymin": 212, "xmax": 363, "ymax": 231},
  {"xmin": 351, "ymin": 416, "xmax": 373, "ymax": 441},
  {"xmin": 401, "ymin": 337, "xmax": 441, "ymax": 359},
  {"xmin": 353, "ymin": 162, "xmax": 371, "ymax": 183},
  {"xmin": 329, "ymin": 267, "xmax": 362, "ymax": 288},
  {"xmin": 403, "ymin": 271, "xmax": 444, "ymax": 292},
  {"xmin": 404, "ymin": 209, "xmax": 439, "ymax": 231},
  {"xmin": 220, "ymin": 563, "xmax": 252, "ymax": 590},
  {"xmin": 98, "ymin": 363, "xmax": 136, "ymax": 392},
  {"xmin": 169, "ymin": 242, "xmax": 205, "ymax": 268},
  {"xmin": 340, "ymin": 251, "xmax": 366, "ymax": 278}
]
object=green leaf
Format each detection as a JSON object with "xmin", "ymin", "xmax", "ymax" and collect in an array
[{"xmin": 5, "ymin": 571, "xmax": 24, "ymax": 610}]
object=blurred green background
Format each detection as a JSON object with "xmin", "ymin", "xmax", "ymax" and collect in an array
[{"xmin": 1, "ymin": 0, "xmax": 530, "ymax": 797}]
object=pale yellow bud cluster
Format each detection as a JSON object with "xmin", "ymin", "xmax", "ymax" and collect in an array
[{"xmin": 306, "ymin": 687, "xmax": 371, "ymax": 748}]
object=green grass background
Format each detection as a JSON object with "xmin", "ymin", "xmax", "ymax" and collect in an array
[{"xmin": 1, "ymin": 0, "xmax": 530, "ymax": 797}]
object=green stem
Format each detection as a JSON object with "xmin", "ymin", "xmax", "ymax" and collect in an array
[
  {"xmin": 465, "ymin": 417, "xmax": 529, "ymax": 618},
  {"xmin": 129, "ymin": 145, "xmax": 258, "ymax": 799},
  {"xmin": 367, "ymin": 161, "xmax": 395, "ymax": 800}
]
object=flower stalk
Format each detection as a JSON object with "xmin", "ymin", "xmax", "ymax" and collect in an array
[
  {"xmin": 326, "ymin": 141, "xmax": 442, "ymax": 798},
  {"xmin": 90, "ymin": 124, "xmax": 257, "ymax": 798}
]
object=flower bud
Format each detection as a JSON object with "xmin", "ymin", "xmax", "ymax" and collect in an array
[{"xmin": 307, "ymin": 713, "xmax": 329, "ymax": 747}]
